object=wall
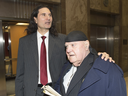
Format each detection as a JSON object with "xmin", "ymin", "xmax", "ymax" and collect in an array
[
  {"xmin": 0, "ymin": 0, "xmax": 36, "ymax": 19},
  {"xmin": 113, "ymin": 16, "xmax": 120, "ymax": 66},
  {"xmin": 0, "ymin": 0, "xmax": 61, "ymax": 19},
  {"xmin": 90, "ymin": 0, "xmax": 119, "ymax": 14},
  {"xmin": 121, "ymin": 0, "xmax": 128, "ymax": 72},
  {"xmin": 61, "ymin": 0, "xmax": 89, "ymax": 37}
]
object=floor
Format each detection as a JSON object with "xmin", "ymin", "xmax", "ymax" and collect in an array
[
  {"xmin": 124, "ymin": 71, "xmax": 128, "ymax": 96},
  {"xmin": 6, "ymin": 78, "xmax": 15, "ymax": 96},
  {"xmin": 6, "ymin": 72, "xmax": 128, "ymax": 96}
]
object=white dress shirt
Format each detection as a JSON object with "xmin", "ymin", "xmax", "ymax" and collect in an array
[
  {"xmin": 37, "ymin": 31, "xmax": 52, "ymax": 84},
  {"xmin": 63, "ymin": 65, "xmax": 77, "ymax": 93}
]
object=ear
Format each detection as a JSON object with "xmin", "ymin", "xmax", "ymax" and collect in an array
[
  {"xmin": 34, "ymin": 17, "xmax": 37, "ymax": 23},
  {"xmin": 84, "ymin": 40, "xmax": 90, "ymax": 50}
]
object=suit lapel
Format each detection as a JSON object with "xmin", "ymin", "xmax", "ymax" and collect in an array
[
  {"xmin": 30, "ymin": 32, "xmax": 38, "ymax": 67},
  {"xmin": 67, "ymin": 54, "xmax": 94, "ymax": 95},
  {"xmin": 49, "ymin": 34, "xmax": 55, "ymax": 62}
]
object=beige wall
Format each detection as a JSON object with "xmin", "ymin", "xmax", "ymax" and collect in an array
[
  {"xmin": 61, "ymin": 0, "xmax": 89, "ymax": 37},
  {"xmin": 90, "ymin": 0, "xmax": 119, "ymax": 14},
  {"xmin": 121, "ymin": 0, "xmax": 128, "ymax": 72},
  {"xmin": 10, "ymin": 25, "xmax": 27, "ymax": 75}
]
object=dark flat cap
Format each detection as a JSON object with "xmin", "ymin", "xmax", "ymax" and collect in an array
[{"xmin": 65, "ymin": 31, "xmax": 88, "ymax": 42}]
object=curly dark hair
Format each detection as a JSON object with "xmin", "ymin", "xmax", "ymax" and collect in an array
[{"xmin": 25, "ymin": 5, "xmax": 58, "ymax": 36}]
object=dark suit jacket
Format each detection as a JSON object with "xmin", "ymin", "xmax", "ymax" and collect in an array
[
  {"xmin": 15, "ymin": 32, "xmax": 67, "ymax": 96},
  {"xmin": 55, "ymin": 55, "xmax": 127, "ymax": 96}
]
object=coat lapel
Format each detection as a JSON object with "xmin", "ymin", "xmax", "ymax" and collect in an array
[
  {"xmin": 79, "ymin": 56, "xmax": 110, "ymax": 92},
  {"xmin": 79, "ymin": 67, "xmax": 101, "ymax": 92},
  {"xmin": 66, "ymin": 54, "xmax": 94, "ymax": 95}
]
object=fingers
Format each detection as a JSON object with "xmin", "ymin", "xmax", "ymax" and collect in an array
[
  {"xmin": 98, "ymin": 52, "xmax": 115, "ymax": 63},
  {"xmin": 112, "ymin": 60, "xmax": 115, "ymax": 63},
  {"xmin": 101, "ymin": 52, "xmax": 109, "ymax": 61},
  {"xmin": 98, "ymin": 52, "xmax": 101, "ymax": 55},
  {"xmin": 109, "ymin": 57, "xmax": 115, "ymax": 63},
  {"xmin": 98, "ymin": 52, "xmax": 102, "ymax": 56}
]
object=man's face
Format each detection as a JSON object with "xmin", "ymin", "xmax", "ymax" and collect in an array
[
  {"xmin": 65, "ymin": 41, "xmax": 87, "ymax": 67},
  {"xmin": 34, "ymin": 7, "xmax": 53, "ymax": 31}
]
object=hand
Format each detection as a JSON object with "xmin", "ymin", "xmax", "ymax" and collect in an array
[{"xmin": 98, "ymin": 52, "xmax": 115, "ymax": 63}]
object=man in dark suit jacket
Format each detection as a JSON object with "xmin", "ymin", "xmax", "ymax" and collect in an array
[
  {"xmin": 15, "ymin": 5, "xmax": 115, "ymax": 96},
  {"xmin": 15, "ymin": 5, "xmax": 67, "ymax": 96},
  {"xmin": 55, "ymin": 31, "xmax": 127, "ymax": 96}
]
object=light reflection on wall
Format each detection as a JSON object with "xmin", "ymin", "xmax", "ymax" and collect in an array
[{"xmin": 0, "ymin": 37, "xmax": 5, "ymax": 43}]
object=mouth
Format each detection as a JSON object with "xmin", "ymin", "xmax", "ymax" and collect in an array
[
  {"xmin": 69, "ymin": 54, "xmax": 75, "ymax": 57},
  {"xmin": 45, "ymin": 21, "xmax": 51, "ymax": 25}
]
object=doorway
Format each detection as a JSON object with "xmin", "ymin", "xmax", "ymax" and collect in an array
[
  {"xmin": 2, "ymin": 21, "xmax": 28, "ymax": 96},
  {"xmin": 90, "ymin": 25, "xmax": 114, "ymax": 58}
]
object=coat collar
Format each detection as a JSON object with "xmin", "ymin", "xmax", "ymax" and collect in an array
[
  {"xmin": 79, "ymin": 55, "xmax": 110, "ymax": 92},
  {"xmin": 93, "ymin": 55, "xmax": 110, "ymax": 74}
]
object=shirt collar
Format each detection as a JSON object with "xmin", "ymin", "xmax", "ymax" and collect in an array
[{"xmin": 37, "ymin": 31, "xmax": 49, "ymax": 39}]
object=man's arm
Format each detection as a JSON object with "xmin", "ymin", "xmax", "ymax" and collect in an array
[{"xmin": 15, "ymin": 39, "xmax": 24, "ymax": 96}]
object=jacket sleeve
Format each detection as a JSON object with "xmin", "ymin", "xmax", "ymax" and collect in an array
[{"xmin": 15, "ymin": 38, "xmax": 24, "ymax": 96}]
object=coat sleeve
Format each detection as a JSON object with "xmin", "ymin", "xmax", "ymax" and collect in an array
[{"xmin": 15, "ymin": 38, "xmax": 24, "ymax": 96}]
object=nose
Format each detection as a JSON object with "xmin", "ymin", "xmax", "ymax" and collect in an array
[
  {"xmin": 66, "ymin": 46, "xmax": 72, "ymax": 53},
  {"xmin": 47, "ymin": 15, "xmax": 50, "ymax": 19},
  {"xmin": 46, "ymin": 15, "xmax": 51, "ymax": 20}
]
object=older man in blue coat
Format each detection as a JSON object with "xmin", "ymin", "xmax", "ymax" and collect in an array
[{"xmin": 55, "ymin": 31, "xmax": 127, "ymax": 96}]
